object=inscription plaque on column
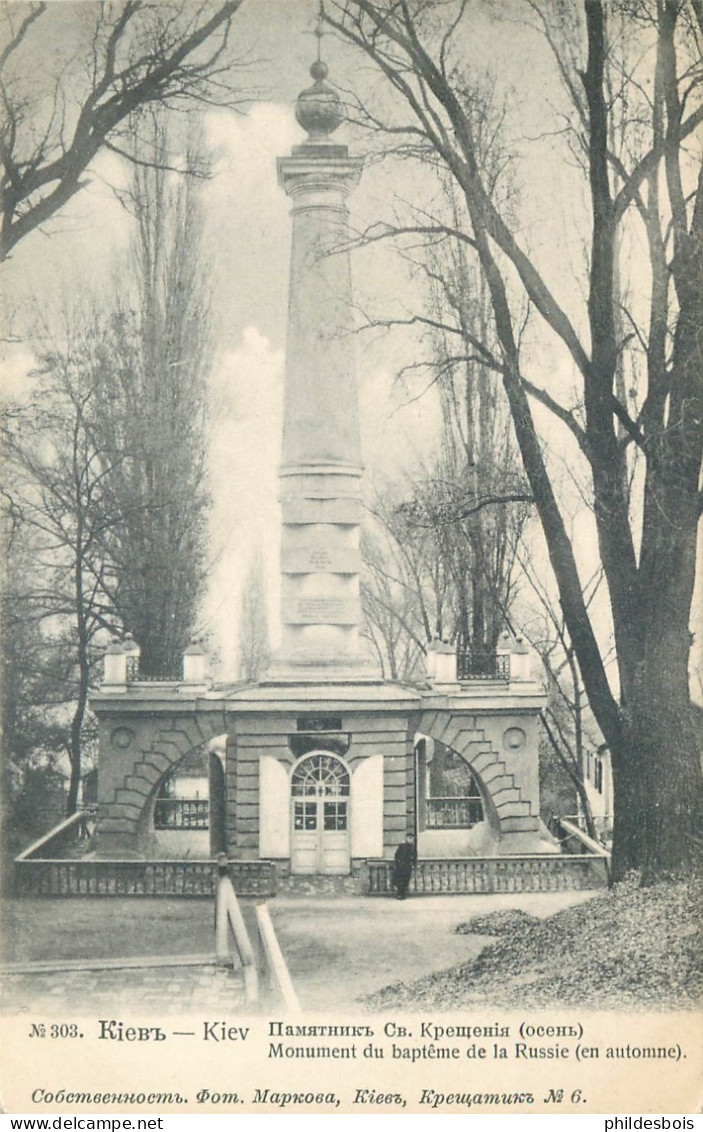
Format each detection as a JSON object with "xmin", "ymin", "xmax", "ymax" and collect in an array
[
  {"xmin": 288, "ymin": 598, "xmax": 357, "ymax": 624},
  {"xmin": 282, "ymin": 546, "xmax": 359, "ymax": 573}
]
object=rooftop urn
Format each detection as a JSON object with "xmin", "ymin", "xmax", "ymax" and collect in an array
[
  {"xmin": 433, "ymin": 640, "xmax": 458, "ymax": 686},
  {"xmin": 497, "ymin": 630, "xmax": 512, "ymax": 655},
  {"xmin": 182, "ymin": 638, "xmax": 207, "ymax": 685},
  {"xmin": 425, "ymin": 637, "xmax": 441, "ymax": 680},
  {"xmin": 102, "ymin": 638, "xmax": 126, "ymax": 688},
  {"xmin": 510, "ymin": 636, "xmax": 533, "ymax": 682}
]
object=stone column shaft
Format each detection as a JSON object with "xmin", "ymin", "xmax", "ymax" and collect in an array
[{"xmin": 268, "ymin": 143, "xmax": 377, "ymax": 681}]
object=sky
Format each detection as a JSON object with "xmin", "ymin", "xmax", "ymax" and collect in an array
[{"xmin": 2, "ymin": 0, "xmax": 696, "ymax": 690}]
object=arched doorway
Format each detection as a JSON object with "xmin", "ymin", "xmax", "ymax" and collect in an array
[{"xmin": 290, "ymin": 752, "xmax": 351, "ymax": 875}]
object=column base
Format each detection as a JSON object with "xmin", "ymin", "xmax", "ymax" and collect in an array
[{"xmin": 264, "ymin": 650, "xmax": 383, "ymax": 684}]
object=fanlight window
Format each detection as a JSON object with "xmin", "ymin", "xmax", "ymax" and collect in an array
[{"xmin": 291, "ymin": 753, "xmax": 350, "ymax": 797}]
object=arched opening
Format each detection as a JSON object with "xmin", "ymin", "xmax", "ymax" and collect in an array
[
  {"xmin": 415, "ymin": 736, "xmax": 498, "ymax": 857},
  {"xmin": 418, "ymin": 738, "xmax": 484, "ymax": 829},
  {"xmin": 146, "ymin": 736, "xmax": 226, "ymax": 859},
  {"xmin": 290, "ymin": 752, "xmax": 351, "ymax": 875}
]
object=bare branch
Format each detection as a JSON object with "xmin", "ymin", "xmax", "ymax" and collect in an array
[
  {"xmin": 0, "ymin": 1, "xmax": 47, "ymax": 69},
  {"xmin": 0, "ymin": 0, "xmax": 245, "ymax": 261}
]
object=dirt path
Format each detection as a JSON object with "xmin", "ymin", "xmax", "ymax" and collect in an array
[{"xmin": 268, "ymin": 890, "xmax": 595, "ymax": 1011}]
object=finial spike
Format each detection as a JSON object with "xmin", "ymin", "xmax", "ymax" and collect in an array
[
  {"xmin": 315, "ymin": 0, "xmax": 324, "ymax": 63},
  {"xmin": 296, "ymin": 0, "xmax": 341, "ymax": 140}
]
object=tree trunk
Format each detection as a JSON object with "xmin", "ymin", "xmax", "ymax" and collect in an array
[
  {"xmin": 575, "ymin": 775, "xmax": 599, "ymax": 845},
  {"xmin": 610, "ymin": 701, "xmax": 702, "ymax": 882},
  {"xmin": 610, "ymin": 591, "xmax": 703, "ymax": 880},
  {"xmin": 66, "ymin": 637, "xmax": 89, "ymax": 818}
]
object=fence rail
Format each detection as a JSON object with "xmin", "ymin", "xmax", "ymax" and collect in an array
[
  {"xmin": 15, "ymin": 849, "xmax": 607, "ymax": 900},
  {"xmin": 363, "ymin": 853, "xmax": 609, "ymax": 896},
  {"xmin": 14, "ymin": 858, "xmax": 276, "ymax": 898},
  {"xmin": 14, "ymin": 810, "xmax": 92, "ymax": 861},
  {"xmin": 455, "ymin": 651, "xmax": 510, "ymax": 681},
  {"xmin": 154, "ymin": 798, "xmax": 210, "ymax": 830},
  {"xmin": 426, "ymin": 797, "xmax": 483, "ymax": 829}
]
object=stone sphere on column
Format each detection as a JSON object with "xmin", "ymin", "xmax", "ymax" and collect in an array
[{"xmin": 295, "ymin": 61, "xmax": 343, "ymax": 140}]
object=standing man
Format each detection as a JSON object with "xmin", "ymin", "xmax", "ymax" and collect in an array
[{"xmin": 392, "ymin": 832, "xmax": 417, "ymax": 899}]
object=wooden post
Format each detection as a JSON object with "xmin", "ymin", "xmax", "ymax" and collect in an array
[
  {"xmin": 215, "ymin": 870, "xmax": 231, "ymax": 966},
  {"xmin": 256, "ymin": 903, "xmax": 301, "ymax": 1013},
  {"xmin": 214, "ymin": 855, "xmax": 259, "ymax": 1002}
]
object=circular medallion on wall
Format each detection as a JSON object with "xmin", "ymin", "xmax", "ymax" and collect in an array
[
  {"xmin": 503, "ymin": 726, "xmax": 526, "ymax": 751},
  {"xmin": 111, "ymin": 726, "xmax": 135, "ymax": 750}
]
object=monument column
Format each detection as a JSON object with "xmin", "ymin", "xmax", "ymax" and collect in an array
[{"xmin": 268, "ymin": 58, "xmax": 379, "ymax": 681}]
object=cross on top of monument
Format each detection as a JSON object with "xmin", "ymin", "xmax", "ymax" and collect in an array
[
  {"xmin": 315, "ymin": 0, "xmax": 325, "ymax": 60},
  {"xmin": 295, "ymin": 1, "xmax": 343, "ymax": 140}
]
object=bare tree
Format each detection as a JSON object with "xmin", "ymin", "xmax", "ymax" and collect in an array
[
  {"xmin": 426, "ymin": 237, "xmax": 530, "ymax": 659},
  {"xmin": 363, "ymin": 439, "xmax": 528, "ymax": 683},
  {"xmin": 362, "ymin": 207, "xmax": 530, "ymax": 681},
  {"xmin": 328, "ymin": 0, "xmax": 703, "ymax": 881},
  {"xmin": 0, "ymin": 0, "xmax": 246, "ymax": 261},
  {"xmin": 1, "ymin": 350, "xmax": 123, "ymax": 814},
  {"xmin": 361, "ymin": 495, "xmax": 446, "ymax": 681},
  {"xmin": 1, "ymin": 112, "xmax": 213, "ymax": 821},
  {"xmin": 1, "ymin": 512, "xmax": 80, "ymax": 842}
]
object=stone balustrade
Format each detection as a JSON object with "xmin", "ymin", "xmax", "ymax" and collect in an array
[
  {"xmin": 363, "ymin": 853, "xmax": 609, "ymax": 896},
  {"xmin": 14, "ymin": 858, "xmax": 276, "ymax": 898}
]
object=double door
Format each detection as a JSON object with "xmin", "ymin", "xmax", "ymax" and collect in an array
[{"xmin": 290, "ymin": 753, "xmax": 350, "ymax": 875}]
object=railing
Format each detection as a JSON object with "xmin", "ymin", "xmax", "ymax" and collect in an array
[
  {"xmin": 215, "ymin": 869, "xmax": 259, "ymax": 1002},
  {"xmin": 14, "ymin": 858, "xmax": 276, "ymax": 898},
  {"xmin": 557, "ymin": 817, "xmax": 610, "ymax": 854},
  {"xmin": 560, "ymin": 812, "xmax": 612, "ymax": 842},
  {"xmin": 426, "ymin": 797, "xmax": 483, "ymax": 828},
  {"xmin": 363, "ymin": 853, "xmax": 609, "ymax": 896},
  {"xmin": 125, "ymin": 657, "xmax": 180, "ymax": 682},
  {"xmin": 456, "ymin": 650, "xmax": 510, "ymax": 682},
  {"xmin": 154, "ymin": 798, "xmax": 209, "ymax": 830},
  {"xmin": 14, "ymin": 809, "xmax": 96, "ymax": 862}
]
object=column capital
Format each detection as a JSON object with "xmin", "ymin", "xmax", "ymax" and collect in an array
[{"xmin": 277, "ymin": 152, "xmax": 364, "ymax": 199}]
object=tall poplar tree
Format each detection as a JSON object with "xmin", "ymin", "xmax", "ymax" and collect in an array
[{"xmin": 95, "ymin": 117, "xmax": 212, "ymax": 676}]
